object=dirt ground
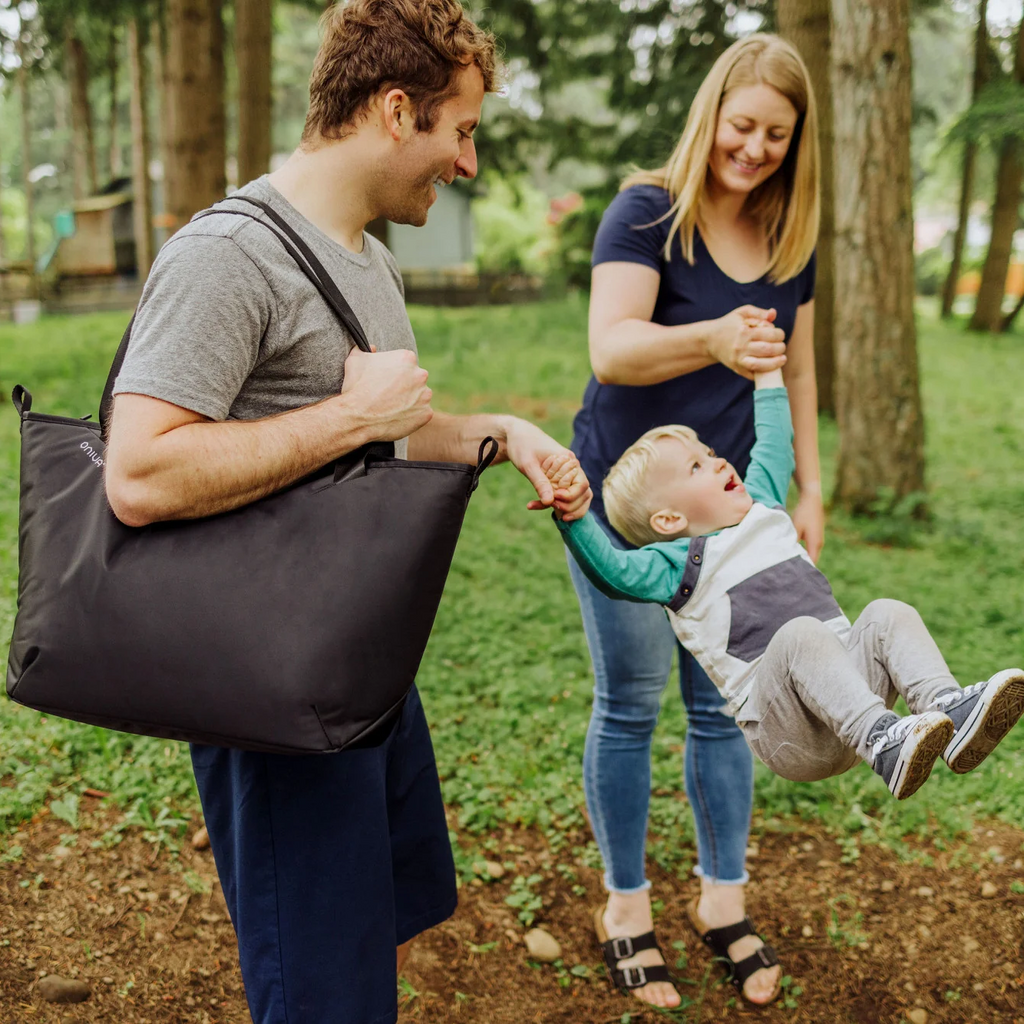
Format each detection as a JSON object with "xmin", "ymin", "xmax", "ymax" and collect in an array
[{"xmin": 1, "ymin": 802, "xmax": 1022, "ymax": 1024}]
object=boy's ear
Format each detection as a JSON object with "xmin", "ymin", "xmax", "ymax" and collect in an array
[{"xmin": 649, "ymin": 508, "xmax": 687, "ymax": 537}]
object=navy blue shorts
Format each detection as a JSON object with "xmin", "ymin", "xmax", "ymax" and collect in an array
[{"xmin": 190, "ymin": 686, "xmax": 457, "ymax": 1024}]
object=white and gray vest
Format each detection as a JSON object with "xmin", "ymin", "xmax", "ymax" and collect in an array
[{"xmin": 665, "ymin": 503, "xmax": 850, "ymax": 717}]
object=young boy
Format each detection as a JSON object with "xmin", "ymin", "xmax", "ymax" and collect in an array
[{"xmin": 553, "ymin": 369, "xmax": 1024, "ymax": 800}]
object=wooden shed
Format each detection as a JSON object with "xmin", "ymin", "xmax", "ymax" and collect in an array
[{"xmin": 55, "ymin": 188, "xmax": 136, "ymax": 277}]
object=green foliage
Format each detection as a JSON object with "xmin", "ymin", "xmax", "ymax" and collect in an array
[
  {"xmin": 0, "ymin": 301, "xmax": 1023, "ymax": 876},
  {"xmin": 472, "ymin": 175, "xmax": 554, "ymax": 276},
  {"xmin": 946, "ymin": 80, "xmax": 1024, "ymax": 148},
  {"xmin": 914, "ymin": 245, "xmax": 949, "ymax": 298}
]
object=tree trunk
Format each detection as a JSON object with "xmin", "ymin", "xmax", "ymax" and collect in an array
[
  {"xmin": 153, "ymin": 12, "xmax": 175, "ymax": 226},
  {"xmin": 969, "ymin": 12, "xmax": 1024, "ymax": 332},
  {"xmin": 777, "ymin": 0, "xmax": 835, "ymax": 416},
  {"xmin": 236, "ymin": 0, "xmax": 273, "ymax": 187},
  {"xmin": 163, "ymin": 0, "xmax": 227, "ymax": 229},
  {"xmin": 129, "ymin": 18, "xmax": 154, "ymax": 279},
  {"xmin": 17, "ymin": 32, "xmax": 36, "ymax": 279},
  {"xmin": 108, "ymin": 26, "xmax": 124, "ymax": 180},
  {"xmin": 66, "ymin": 28, "xmax": 98, "ymax": 198},
  {"xmin": 941, "ymin": 0, "xmax": 988, "ymax": 318},
  {"xmin": 1001, "ymin": 288, "xmax": 1024, "ymax": 332},
  {"xmin": 831, "ymin": 0, "xmax": 925, "ymax": 513}
]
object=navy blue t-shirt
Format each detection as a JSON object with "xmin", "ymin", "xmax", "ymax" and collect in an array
[{"xmin": 572, "ymin": 184, "xmax": 815, "ymax": 534}]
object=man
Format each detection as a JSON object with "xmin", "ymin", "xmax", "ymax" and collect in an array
[{"xmin": 104, "ymin": 2, "xmax": 590, "ymax": 1021}]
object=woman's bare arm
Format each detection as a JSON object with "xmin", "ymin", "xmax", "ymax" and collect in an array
[{"xmin": 588, "ymin": 262, "xmax": 788, "ymax": 386}]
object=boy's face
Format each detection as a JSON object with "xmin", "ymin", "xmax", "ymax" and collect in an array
[{"xmin": 646, "ymin": 437, "xmax": 753, "ymax": 538}]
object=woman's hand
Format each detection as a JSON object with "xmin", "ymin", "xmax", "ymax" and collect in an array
[
  {"xmin": 706, "ymin": 306, "xmax": 787, "ymax": 379},
  {"xmin": 792, "ymin": 490, "xmax": 825, "ymax": 563}
]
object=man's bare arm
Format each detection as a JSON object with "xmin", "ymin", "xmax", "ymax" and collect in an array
[
  {"xmin": 407, "ymin": 410, "xmax": 592, "ymax": 521},
  {"xmin": 105, "ymin": 347, "xmax": 433, "ymax": 526}
]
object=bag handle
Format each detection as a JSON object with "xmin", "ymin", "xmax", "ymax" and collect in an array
[{"xmin": 99, "ymin": 196, "xmax": 374, "ymax": 431}]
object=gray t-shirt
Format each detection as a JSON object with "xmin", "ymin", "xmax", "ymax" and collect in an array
[{"xmin": 114, "ymin": 176, "xmax": 417, "ymax": 456}]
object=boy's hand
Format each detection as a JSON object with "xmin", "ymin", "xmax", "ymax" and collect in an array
[{"xmin": 527, "ymin": 450, "xmax": 593, "ymax": 522}]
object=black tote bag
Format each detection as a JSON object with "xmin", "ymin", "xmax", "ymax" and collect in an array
[{"xmin": 6, "ymin": 197, "xmax": 497, "ymax": 753}]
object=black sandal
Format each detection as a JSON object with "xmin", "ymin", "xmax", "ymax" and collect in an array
[
  {"xmin": 593, "ymin": 906, "xmax": 674, "ymax": 993},
  {"xmin": 686, "ymin": 898, "xmax": 782, "ymax": 1001}
]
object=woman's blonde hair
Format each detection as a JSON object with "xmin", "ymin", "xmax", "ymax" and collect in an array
[
  {"xmin": 621, "ymin": 33, "xmax": 819, "ymax": 283},
  {"xmin": 604, "ymin": 425, "xmax": 700, "ymax": 548}
]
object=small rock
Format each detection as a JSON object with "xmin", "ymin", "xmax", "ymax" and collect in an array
[
  {"xmin": 746, "ymin": 844, "xmax": 760, "ymax": 858},
  {"xmin": 38, "ymin": 976, "xmax": 92, "ymax": 1004},
  {"xmin": 504, "ymin": 928, "xmax": 519, "ymax": 943},
  {"xmin": 816, "ymin": 859, "xmax": 834, "ymax": 868},
  {"xmin": 917, "ymin": 925, "xmax": 931, "ymax": 939},
  {"xmin": 523, "ymin": 928, "xmax": 561, "ymax": 963},
  {"xmin": 191, "ymin": 826, "xmax": 210, "ymax": 851},
  {"xmin": 800, "ymin": 841, "xmax": 814, "ymax": 852},
  {"xmin": 907, "ymin": 1010, "xmax": 928, "ymax": 1024},
  {"xmin": 469, "ymin": 877, "xmax": 483, "ymax": 887},
  {"xmin": 483, "ymin": 860, "xmax": 506, "ymax": 879},
  {"xmin": 1003, "ymin": 962, "xmax": 1017, "ymax": 977},
  {"xmin": 880, "ymin": 880, "xmax": 895, "ymax": 893},
  {"xmin": 915, "ymin": 886, "xmax": 934, "ymax": 898},
  {"xmin": 801, "ymin": 925, "xmax": 813, "ymax": 938},
  {"xmin": 52, "ymin": 846, "xmax": 72, "ymax": 860},
  {"xmin": 102, "ymin": 976, "xmax": 114, "ymax": 985},
  {"xmin": 1013, "ymin": 858, "xmax": 1023, "ymax": 870},
  {"xmin": 973, "ymin": 982, "xmax": 985, "ymax": 991},
  {"xmin": 980, "ymin": 881, "xmax": 998, "ymax": 898},
  {"xmin": 963, "ymin": 937, "xmax": 980, "ymax": 954},
  {"xmin": 904, "ymin": 982, "xmax": 916, "ymax": 992}
]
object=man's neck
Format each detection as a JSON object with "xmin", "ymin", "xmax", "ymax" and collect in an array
[{"xmin": 267, "ymin": 142, "xmax": 378, "ymax": 254}]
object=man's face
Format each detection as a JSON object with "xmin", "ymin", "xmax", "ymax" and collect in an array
[{"xmin": 380, "ymin": 65, "xmax": 484, "ymax": 227}]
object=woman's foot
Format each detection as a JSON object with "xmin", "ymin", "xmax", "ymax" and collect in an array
[
  {"xmin": 695, "ymin": 881, "xmax": 781, "ymax": 1005},
  {"xmin": 600, "ymin": 890, "xmax": 681, "ymax": 1008}
]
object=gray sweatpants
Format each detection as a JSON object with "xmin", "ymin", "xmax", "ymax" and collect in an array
[{"xmin": 735, "ymin": 599, "xmax": 957, "ymax": 782}]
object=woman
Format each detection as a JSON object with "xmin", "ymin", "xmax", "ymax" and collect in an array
[{"xmin": 568, "ymin": 34, "xmax": 822, "ymax": 1008}]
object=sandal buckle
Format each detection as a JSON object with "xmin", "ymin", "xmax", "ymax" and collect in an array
[
  {"xmin": 756, "ymin": 946, "xmax": 778, "ymax": 969},
  {"xmin": 622, "ymin": 965, "xmax": 647, "ymax": 988},
  {"xmin": 611, "ymin": 936, "xmax": 634, "ymax": 959}
]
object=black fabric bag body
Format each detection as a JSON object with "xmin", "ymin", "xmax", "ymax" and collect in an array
[{"xmin": 6, "ymin": 197, "xmax": 496, "ymax": 753}]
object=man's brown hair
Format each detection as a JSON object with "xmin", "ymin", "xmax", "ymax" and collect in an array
[{"xmin": 303, "ymin": 0, "xmax": 499, "ymax": 144}]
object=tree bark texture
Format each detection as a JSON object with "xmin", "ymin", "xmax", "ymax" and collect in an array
[
  {"xmin": 109, "ymin": 27, "xmax": 124, "ymax": 179},
  {"xmin": 831, "ymin": 0, "xmax": 925, "ymax": 513},
  {"xmin": 236, "ymin": 0, "xmax": 273, "ymax": 187},
  {"xmin": 163, "ymin": 0, "xmax": 227, "ymax": 228},
  {"xmin": 941, "ymin": 0, "xmax": 988, "ymax": 318},
  {"xmin": 66, "ymin": 29, "xmax": 98, "ymax": 198},
  {"xmin": 17, "ymin": 32, "xmax": 37, "ymax": 276},
  {"xmin": 777, "ymin": 0, "xmax": 835, "ymax": 416},
  {"xmin": 129, "ymin": 18, "xmax": 154, "ymax": 279},
  {"xmin": 969, "ymin": 13, "xmax": 1024, "ymax": 333}
]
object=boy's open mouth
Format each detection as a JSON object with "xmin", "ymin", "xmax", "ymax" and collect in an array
[{"xmin": 724, "ymin": 476, "xmax": 738, "ymax": 492}]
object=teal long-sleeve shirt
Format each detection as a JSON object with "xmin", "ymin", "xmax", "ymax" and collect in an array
[{"xmin": 557, "ymin": 387, "xmax": 795, "ymax": 605}]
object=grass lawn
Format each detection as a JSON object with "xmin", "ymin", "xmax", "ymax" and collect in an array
[{"xmin": 0, "ymin": 297, "xmax": 1022, "ymax": 875}]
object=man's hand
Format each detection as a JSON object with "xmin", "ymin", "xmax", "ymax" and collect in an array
[
  {"xmin": 341, "ymin": 346, "xmax": 433, "ymax": 441},
  {"xmin": 503, "ymin": 420, "xmax": 592, "ymax": 521}
]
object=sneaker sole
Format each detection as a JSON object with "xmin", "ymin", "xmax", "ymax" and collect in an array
[
  {"xmin": 944, "ymin": 669, "xmax": 1024, "ymax": 774},
  {"xmin": 888, "ymin": 713, "xmax": 954, "ymax": 800}
]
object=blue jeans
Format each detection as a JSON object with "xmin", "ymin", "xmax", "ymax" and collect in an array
[{"xmin": 568, "ymin": 553, "xmax": 753, "ymax": 893}]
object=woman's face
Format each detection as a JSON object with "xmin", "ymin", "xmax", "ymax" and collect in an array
[{"xmin": 708, "ymin": 83, "xmax": 799, "ymax": 197}]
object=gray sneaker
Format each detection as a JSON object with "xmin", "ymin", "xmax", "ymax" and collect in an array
[
  {"xmin": 931, "ymin": 669, "xmax": 1024, "ymax": 774},
  {"xmin": 870, "ymin": 711, "xmax": 954, "ymax": 800}
]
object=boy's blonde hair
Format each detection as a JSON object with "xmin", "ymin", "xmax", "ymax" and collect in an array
[
  {"xmin": 604, "ymin": 425, "xmax": 700, "ymax": 547},
  {"xmin": 621, "ymin": 33, "xmax": 819, "ymax": 284}
]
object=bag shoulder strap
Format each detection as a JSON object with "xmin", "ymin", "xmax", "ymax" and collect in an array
[{"xmin": 100, "ymin": 196, "xmax": 374, "ymax": 430}]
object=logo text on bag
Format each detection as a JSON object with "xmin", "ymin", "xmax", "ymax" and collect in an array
[{"xmin": 80, "ymin": 440, "xmax": 105, "ymax": 469}]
